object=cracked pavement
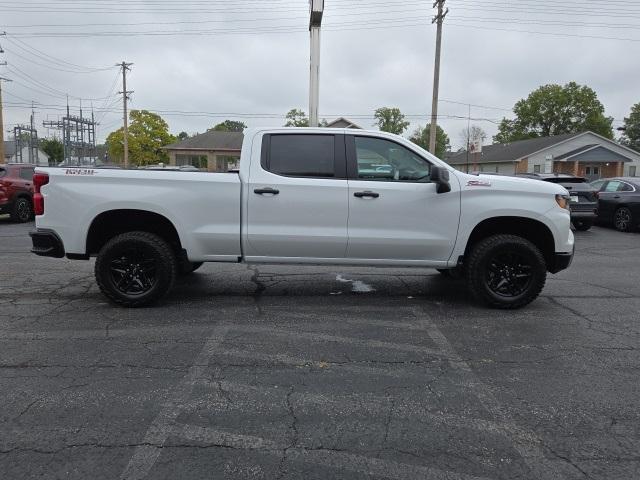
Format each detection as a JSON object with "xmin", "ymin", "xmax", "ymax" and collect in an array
[{"xmin": 1, "ymin": 215, "xmax": 639, "ymax": 479}]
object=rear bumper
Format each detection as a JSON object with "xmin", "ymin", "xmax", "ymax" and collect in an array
[
  {"xmin": 570, "ymin": 210, "xmax": 597, "ymax": 220},
  {"xmin": 548, "ymin": 245, "xmax": 574, "ymax": 274},
  {"xmin": 29, "ymin": 229, "xmax": 65, "ymax": 258}
]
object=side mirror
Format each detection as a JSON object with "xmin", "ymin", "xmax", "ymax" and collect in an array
[{"xmin": 431, "ymin": 166, "xmax": 451, "ymax": 194}]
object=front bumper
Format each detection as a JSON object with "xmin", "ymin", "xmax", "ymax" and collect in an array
[
  {"xmin": 30, "ymin": 229, "xmax": 65, "ymax": 258},
  {"xmin": 548, "ymin": 244, "xmax": 575, "ymax": 274}
]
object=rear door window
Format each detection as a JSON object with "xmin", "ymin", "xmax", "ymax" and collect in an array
[
  {"xmin": 604, "ymin": 181, "xmax": 622, "ymax": 192},
  {"xmin": 20, "ymin": 168, "xmax": 35, "ymax": 180},
  {"xmin": 266, "ymin": 134, "xmax": 336, "ymax": 178}
]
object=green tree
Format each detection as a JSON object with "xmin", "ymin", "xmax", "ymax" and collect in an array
[
  {"xmin": 373, "ymin": 107, "xmax": 410, "ymax": 135},
  {"xmin": 621, "ymin": 102, "xmax": 640, "ymax": 152},
  {"xmin": 40, "ymin": 138, "xmax": 64, "ymax": 164},
  {"xmin": 106, "ymin": 110, "xmax": 176, "ymax": 166},
  {"xmin": 284, "ymin": 109, "xmax": 309, "ymax": 127},
  {"xmin": 210, "ymin": 120, "xmax": 247, "ymax": 132},
  {"xmin": 409, "ymin": 124, "xmax": 451, "ymax": 159},
  {"xmin": 176, "ymin": 131, "xmax": 189, "ymax": 141},
  {"xmin": 494, "ymin": 82, "xmax": 613, "ymax": 143}
]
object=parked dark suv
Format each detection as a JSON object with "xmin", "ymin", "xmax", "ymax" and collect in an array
[
  {"xmin": 0, "ymin": 163, "xmax": 35, "ymax": 223},
  {"xmin": 517, "ymin": 173, "xmax": 598, "ymax": 231}
]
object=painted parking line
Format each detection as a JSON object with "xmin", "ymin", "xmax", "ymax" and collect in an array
[
  {"xmin": 185, "ymin": 378, "xmax": 521, "ymax": 439},
  {"xmin": 412, "ymin": 306, "xmax": 575, "ymax": 480},
  {"xmin": 119, "ymin": 324, "xmax": 229, "ymax": 480},
  {"xmin": 233, "ymin": 324, "xmax": 448, "ymax": 357},
  {"xmin": 181, "ymin": 424, "xmax": 494, "ymax": 480}
]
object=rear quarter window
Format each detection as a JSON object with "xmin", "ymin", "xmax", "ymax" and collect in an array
[{"xmin": 0, "ymin": 168, "xmax": 6, "ymax": 178}]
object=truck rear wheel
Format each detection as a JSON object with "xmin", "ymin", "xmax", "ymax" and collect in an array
[
  {"xmin": 95, "ymin": 231, "xmax": 176, "ymax": 307},
  {"xmin": 466, "ymin": 234, "xmax": 546, "ymax": 309}
]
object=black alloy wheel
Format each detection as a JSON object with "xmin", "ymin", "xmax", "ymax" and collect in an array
[
  {"xmin": 485, "ymin": 251, "xmax": 533, "ymax": 298},
  {"xmin": 95, "ymin": 231, "xmax": 176, "ymax": 307},
  {"xmin": 11, "ymin": 197, "xmax": 32, "ymax": 223},
  {"xmin": 109, "ymin": 248, "xmax": 158, "ymax": 296},
  {"xmin": 614, "ymin": 207, "xmax": 633, "ymax": 232},
  {"xmin": 466, "ymin": 234, "xmax": 547, "ymax": 309}
]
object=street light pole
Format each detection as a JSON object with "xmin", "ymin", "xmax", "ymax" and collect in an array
[{"xmin": 309, "ymin": 0, "xmax": 324, "ymax": 127}]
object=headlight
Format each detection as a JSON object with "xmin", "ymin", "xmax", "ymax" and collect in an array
[{"xmin": 555, "ymin": 194, "xmax": 570, "ymax": 210}]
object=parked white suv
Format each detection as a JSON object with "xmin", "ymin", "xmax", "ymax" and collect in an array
[{"xmin": 30, "ymin": 128, "xmax": 574, "ymax": 308}]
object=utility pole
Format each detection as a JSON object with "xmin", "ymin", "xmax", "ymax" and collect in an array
[
  {"xmin": 117, "ymin": 61, "xmax": 133, "ymax": 168},
  {"xmin": 0, "ymin": 76, "xmax": 10, "ymax": 164},
  {"xmin": 0, "ymin": 33, "xmax": 8, "ymax": 163},
  {"xmin": 429, "ymin": 0, "xmax": 448, "ymax": 156},
  {"xmin": 308, "ymin": 0, "xmax": 324, "ymax": 127},
  {"xmin": 465, "ymin": 103, "xmax": 470, "ymax": 173}
]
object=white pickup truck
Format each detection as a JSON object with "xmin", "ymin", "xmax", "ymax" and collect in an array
[{"xmin": 30, "ymin": 127, "xmax": 574, "ymax": 309}]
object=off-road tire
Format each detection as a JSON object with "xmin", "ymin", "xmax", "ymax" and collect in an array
[
  {"xmin": 179, "ymin": 261, "xmax": 203, "ymax": 275},
  {"xmin": 95, "ymin": 231, "xmax": 176, "ymax": 307},
  {"xmin": 466, "ymin": 234, "xmax": 547, "ymax": 309},
  {"xmin": 10, "ymin": 197, "xmax": 32, "ymax": 223},
  {"xmin": 614, "ymin": 207, "xmax": 634, "ymax": 232},
  {"xmin": 572, "ymin": 220, "xmax": 592, "ymax": 231}
]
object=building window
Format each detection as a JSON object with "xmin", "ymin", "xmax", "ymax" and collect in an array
[
  {"xmin": 218, "ymin": 155, "xmax": 240, "ymax": 170},
  {"xmin": 533, "ymin": 164, "xmax": 541, "ymax": 173},
  {"xmin": 585, "ymin": 166, "xmax": 600, "ymax": 176},
  {"xmin": 630, "ymin": 166, "xmax": 637, "ymax": 177},
  {"xmin": 175, "ymin": 154, "xmax": 207, "ymax": 170}
]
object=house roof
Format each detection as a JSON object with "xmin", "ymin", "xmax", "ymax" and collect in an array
[
  {"xmin": 554, "ymin": 144, "xmax": 598, "ymax": 160},
  {"xmin": 325, "ymin": 117, "xmax": 362, "ymax": 129},
  {"xmin": 446, "ymin": 132, "xmax": 581, "ymax": 165},
  {"xmin": 163, "ymin": 130, "xmax": 244, "ymax": 151}
]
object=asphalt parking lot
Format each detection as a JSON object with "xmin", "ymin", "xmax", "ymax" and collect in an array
[{"xmin": 0, "ymin": 217, "xmax": 639, "ymax": 480}]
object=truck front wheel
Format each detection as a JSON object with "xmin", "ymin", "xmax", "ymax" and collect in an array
[
  {"xmin": 95, "ymin": 231, "xmax": 177, "ymax": 307},
  {"xmin": 466, "ymin": 234, "xmax": 546, "ymax": 309}
]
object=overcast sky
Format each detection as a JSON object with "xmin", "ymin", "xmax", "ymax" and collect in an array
[{"xmin": 1, "ymin": 0, "xmax": 639, "ymax": 150}]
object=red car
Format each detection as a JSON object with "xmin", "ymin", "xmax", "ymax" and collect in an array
[{"xmin": 0, "ymin": 163, "xmax": 35, "ymax": 222}]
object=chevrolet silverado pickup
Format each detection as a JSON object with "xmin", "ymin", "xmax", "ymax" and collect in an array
[{"xmin": 30, "ymin": 127, "xmax": 574, "ymax": 309}]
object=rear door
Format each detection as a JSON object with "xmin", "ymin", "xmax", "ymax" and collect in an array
[
  {"xmin": 345, "ymin": 135, "xmax": 460, "ymax": 263},
  {"xmin": 245, "ymin": 133, "xmax": 349, "ymax": 260},
  {"xmin": 598, "ymin": 180, "xmax": 623, "ymax": 220},
  {"xmin": 19, "ymin": 167, "xmax": 35, "ymax": 194}
]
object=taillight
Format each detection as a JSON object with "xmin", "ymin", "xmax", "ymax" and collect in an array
[{"xmin": 33, "ymin": 173, "xmax": 49, "ymax": 216}]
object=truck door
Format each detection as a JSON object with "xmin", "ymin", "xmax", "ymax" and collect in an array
[
  {"xmin": 345, "ymin": 135, "xmax": 460, "ymax": 263},
  {"xmin": 245, "ymin": 133, "xmax": 349, "ymax": 260}
]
